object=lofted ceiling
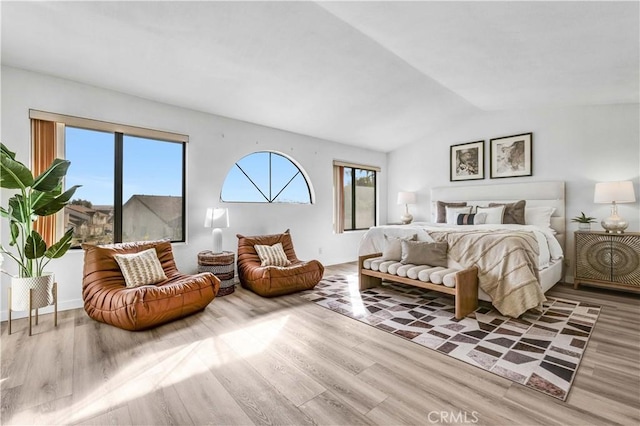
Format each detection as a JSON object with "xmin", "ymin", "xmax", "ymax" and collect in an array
[{"xmin": 2, "ymin": 1, "xmax": 638, "ymax": 152}]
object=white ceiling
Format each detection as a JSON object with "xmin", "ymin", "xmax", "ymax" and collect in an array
[{"xmin": 2, "ymin": 1, "xmax": 638, "ymax": 152}]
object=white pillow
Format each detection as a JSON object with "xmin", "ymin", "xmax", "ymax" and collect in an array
[
  {"xmin": 525, "ymin": 206, "xmax": 556, "ymax": 228},
  {"xmin": 254, "ymin": 242, "xmax": 291, "ymax": 267},
  {"xmin": 114, "ymin": 248, "xmax": 168, "ymax": 288},
  {"xmin": 476, "ymin": 205, "xmax": 505, "ymax": 224},
  {"xmin": 445, "ymin": 206, "xmax": 472, "ymax": 224}
]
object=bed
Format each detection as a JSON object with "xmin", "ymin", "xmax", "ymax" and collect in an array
[{"xmin": 358, "ymin": 181, "xmax": 565, "ymax": 318}]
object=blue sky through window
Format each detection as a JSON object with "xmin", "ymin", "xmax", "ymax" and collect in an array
[
  {"xmin": 221, "ymin": 151, "xmax": 312, "ymax": 204},
  {"xmin": 65, "ymin": 127, "xmax": 114, "ymax": 205},
  {"xmin": 123, "ymin": 135, "xmax": 182, "ymax": 202},
  {"xmin": 65, "ymin": 127, "xmax": 182, "ymax": 206}
]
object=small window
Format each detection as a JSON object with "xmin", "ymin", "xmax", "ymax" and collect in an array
[
  {"xmin": 333, "ymin": 161, "xmax": 378, "ymax": 232},
  {"xmin": 221, "ymin": 151, "xmax": 313, "ymax": 204}
]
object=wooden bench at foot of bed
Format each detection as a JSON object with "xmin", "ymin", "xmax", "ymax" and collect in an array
[{"xmin": 358, "ymin": 253, "xmax": 479, "ymax": 320}]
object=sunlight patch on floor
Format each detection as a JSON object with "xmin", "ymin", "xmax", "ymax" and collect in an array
[
  {"xmin": 219, "ymin": 315, "xmax": 289, "ymax": 357},
  {"xmin": 346, "ymin": 274, "xmax": 367, "ymax": 317},
  {"xmin": 14, "ymin": 316, "xmax": 293, "ymax": 424},
  {"xmin": 46, "ymin": 338, "xmax": 228, "ymax": 424}
]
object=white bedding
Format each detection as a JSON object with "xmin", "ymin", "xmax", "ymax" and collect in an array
[{"xmin": 358, "ymin": 222, "xmax": 563, "ymax": 270}]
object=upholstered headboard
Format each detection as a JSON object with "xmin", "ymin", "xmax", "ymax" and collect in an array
[{"xmin": 430, "ymin": 181, "xmax": 566, "ymax": 250}]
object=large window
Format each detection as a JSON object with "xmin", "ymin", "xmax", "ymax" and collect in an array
[
  {"xmin": 333, "ymin": 161, "xmax": 378, "ymax": 232},
  {"xmin": 221, "ymin": 151, "xmax": 313, "ymax": 203},
  {"xmin": 65, "ymin": 128, "xmax": 185, "ymax": 247},
  {"xmin": 30, "ymin": 110, "xmax": 187, "ymax": 248}
]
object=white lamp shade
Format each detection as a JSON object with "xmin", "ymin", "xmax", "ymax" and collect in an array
[
  {"xmin": 594, "ymin": 181, "xmax": 636, "ymax": 204},
  {"xmin": 397, "ymin": 191, "xmax": 417, "ymax": 205},
  {"xmin": 204, "ymin": 207, "xmax": 229, "ymax": 228}
]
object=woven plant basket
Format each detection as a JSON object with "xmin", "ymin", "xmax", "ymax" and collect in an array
[{"xmin": 11, "ymin": 273, "xmax": 55, "ymax": 311}]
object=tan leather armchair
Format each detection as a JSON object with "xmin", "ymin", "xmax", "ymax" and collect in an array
[
  {"xmin": 236, "ymin": 229, "xmax": 324, "ymax": 297},
  {"xmin": 82, "ymin": 240, "xmax": 220, "ymax": 331}
]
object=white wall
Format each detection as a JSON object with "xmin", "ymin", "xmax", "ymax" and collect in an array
[
  {"xmin": 387, "ymin": 104, "xmax": 640, "ymax": 281},
  {"xmin": 0, "ymin": 66, "xmax": 387, "ymax": 319}
]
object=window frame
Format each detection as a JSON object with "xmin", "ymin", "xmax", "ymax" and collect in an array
[{"xmin": 30, "ymin": 110, "xmax": 188, "ymax": 246}]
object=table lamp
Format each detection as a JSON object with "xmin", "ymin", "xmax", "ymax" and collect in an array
[
  {"xmin": 204, "ymin": 207, "xmax": 229, "ymax": 253},
  {"xmin": 594, "ymin": 181, "xmax": 636, "ymax": 233},
  {"xmin": 397, "ymin": 191, "xmax": 416, "ymax": 224}
]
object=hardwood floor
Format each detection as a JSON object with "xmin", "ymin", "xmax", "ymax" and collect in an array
[{"xmin": 2, "ymin": 262, "xmax": 639, "ymax": 425}]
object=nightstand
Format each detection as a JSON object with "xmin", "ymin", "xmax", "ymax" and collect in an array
[
  {"xmin": 574, "ymin": 231, "xmax": 640, "ymax": 293},
  {"xmin": 197, "ymin": 250, "xmax": 236, "ymax": 296}
]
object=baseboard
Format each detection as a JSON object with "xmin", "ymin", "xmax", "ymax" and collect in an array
[{"xmin": 0, "ymin": 298, "xmax": 84, "ymax": 322}]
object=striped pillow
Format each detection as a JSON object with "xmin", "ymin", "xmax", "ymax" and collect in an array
[
  {"xmin": 114, "ymin": 248, "xmax": 167, "ymax": 288},
  {"xmin": 254, "ymin": 242, "xmax": 291, "ymax": 267},
  {"xmin": 456, "ymin": 212, "xmax": 487, "ymax": 225}
]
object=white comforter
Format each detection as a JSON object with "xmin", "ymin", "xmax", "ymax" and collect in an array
[{"xmin": 358, "ymin": 222, "xmax": 563, "ymax": 270}]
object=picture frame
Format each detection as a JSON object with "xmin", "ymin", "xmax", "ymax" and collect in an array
[
  {"xmin": 450, "ymin": 140, "xmax": 484, "ymax": 181},
  {"xmin": 490, "ymin": 133, "xmax": 532, "ymax": 179}
]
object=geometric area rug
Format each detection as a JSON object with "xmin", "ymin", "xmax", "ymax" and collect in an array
[{"xmin": 301, "ymin": 275, "xmax": 601, "ymax": 401}]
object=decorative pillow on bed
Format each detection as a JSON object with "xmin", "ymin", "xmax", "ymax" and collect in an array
[
  {"xmin": 476, "ymin": 205, "xmax": 505, "ymax": 224},
  {"xmin": 254, "ymin": 242, "xmax": 291, "ymax": 267},
  {"xmin": 114, "ymin": 248, "xmax": 168, "ymax": 288},
  {"xmin": 525, "ymin": 206, "xmax": 556, "ymax": 228},
  {"xmin": 436, "ymin": 201, "xmax": 467, "ymax": 223},
  {"xmin": 445, "ymin": 206, "xmax": 472, "ymax": 224},
  {"xmin": 489, "ymin": 200, "xmax": 526, "ymax": 224},
  {"xmin": 400, "ymin": 240, "xmax": 448, "ymax": 267},
  {"xmin": 456, "ymin": 212, "xmax": 487, "ymax": 225},
  {"xmin": 382, "ymin": 234, "xmax": 417, "ymax": 261}
]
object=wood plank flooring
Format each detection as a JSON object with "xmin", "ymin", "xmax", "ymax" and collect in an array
[{"xmin": 1, "ymin": 262, "xmax": 639, "ymax": 425}]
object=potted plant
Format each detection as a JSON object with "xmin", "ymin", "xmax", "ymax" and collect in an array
[
  {"xmin": 571, "ymin": 212, "xmax": 597, "ymax": 231},
  {"xmin": 0, "ymin": 143, "xmax": 79, "ymax": 326}
]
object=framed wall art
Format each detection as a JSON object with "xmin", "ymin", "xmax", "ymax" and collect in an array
[
  {"xmin": 490, "ymin": 133, "xmax": 532, "ymax": 179},
  {"xmin": 450, "ymin": 140, "xmax": 484, "ymax": 181}
]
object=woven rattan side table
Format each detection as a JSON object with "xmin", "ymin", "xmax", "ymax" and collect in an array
[{"xmin": 197, "ymin": 250, "xmax": 236, "ymax": 296}]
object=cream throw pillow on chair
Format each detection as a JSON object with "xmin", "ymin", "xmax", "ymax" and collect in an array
[
  {"xmin": 114, "ymin": 248, "xmax": 167, "ymax": 288},
  {"xmin": 254, "ymin": 242, "xmax": 291, "ymax": 267}
]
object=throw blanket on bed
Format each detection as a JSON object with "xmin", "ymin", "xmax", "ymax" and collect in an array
[{"xmin": 428, "ymin": 230, "xmax": 545, "ymax": 317}]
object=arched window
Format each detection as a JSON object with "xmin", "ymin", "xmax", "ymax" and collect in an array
[{"xmin": 221, "ymin": 151, "xmax": 313, "ymax": 204}]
